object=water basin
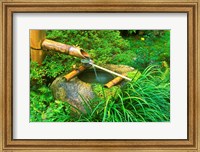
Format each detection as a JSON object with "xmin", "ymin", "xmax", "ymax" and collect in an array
[{"xmin": 78, "ymin": 69, "xmax": 114, "ymax": 84}]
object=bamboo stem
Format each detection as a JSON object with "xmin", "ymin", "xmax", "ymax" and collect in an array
[
  {"xmin": 64, "ymin": 66, "xmax": 87, "ymax": 81},
  {"xmin": 104, "ymin": 73, "xmax": 127, "ymax": 88},
  {"xmin": 30, "ymin": 30, "xmax": 46, "ymax": 65}
]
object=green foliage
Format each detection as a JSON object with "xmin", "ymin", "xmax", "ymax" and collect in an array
[
  {"xmin": 30, "ymin": 84, "xmax": 74, "ymax": 122},
  {"xmin": 43, "ymin": 51, "xmax": 80, "ymax": 78},
  {"xmin": 111, "ymin": 51, "xmax": 135, "ymax": 66},
  {"xmin": 30, "ymin": 60, "xmax": 75, "ymax": 122},
  {"xmin": 92, "ymin": 84, "xmax": 121, "ymax": 100},
  {"xmin": 30, "ymin": 62, "xmax": 46, "ymax": 85},
  {"xmin": 30, "ymin": 85, "xmax": 54, "ymax": 121},
  {"xmin": 119, "ymin": 65, "xmax": 170, "ymax": 122},
  {"xmin": 30, "ymin": 30, "xmax": 170, "ymax": 122},
  {"xmin": 43, "ymin": 100, "xmax": 72, "ymax": 122},
  {"xmin": 131, "ymin": 30, "xmax": 170, "ymax": 71},
  {"xmin": 127, "ymin": 70, "xmax": 141, "ymax": 81},
  {"xmin": 71, "ymin": 65, "xmax": 170, "ymax": 122}
]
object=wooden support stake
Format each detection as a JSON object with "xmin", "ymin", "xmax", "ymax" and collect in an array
[{"xmin": 30, "ymin": 30, "xmax": 46, "ymax": 65}]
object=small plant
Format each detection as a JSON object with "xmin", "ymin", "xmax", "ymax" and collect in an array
[{"xmin": 30, "ymin": 85, "xmax": 54, "ymax": 121}]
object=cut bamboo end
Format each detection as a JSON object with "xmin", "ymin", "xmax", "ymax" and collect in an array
[
  {"xmin": 30, "ymin": 30, "xmax": 46, "ymax": 49},
  {"xmin": 64, "ymin": 66, "xmax": 87, "ymax": 81},
  {"xmin": 104, "ymin": 73, "xmax": 127, "ymax": 88}
]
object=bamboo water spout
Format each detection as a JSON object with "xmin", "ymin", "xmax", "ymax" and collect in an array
[{"xmin": 42, "ymin": 39, "xmax": 90, "ymax": 58}]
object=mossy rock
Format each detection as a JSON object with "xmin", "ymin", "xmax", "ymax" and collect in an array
[{"xmin": 50, "ymin": 64, "xmax": 135, "ymax": 113}]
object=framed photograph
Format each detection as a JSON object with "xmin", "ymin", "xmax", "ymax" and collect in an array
[{"xmin": 1, "ymin": 0, "xmax": 199, "ymax": 151}]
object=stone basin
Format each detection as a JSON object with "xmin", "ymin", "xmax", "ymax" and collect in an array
[{"xmin": 50, "ymin": 64, "xmax": 134, "ymax": 113}]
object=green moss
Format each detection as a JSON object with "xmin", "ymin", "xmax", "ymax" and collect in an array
[
  {"xmin": 127, "ymin": 70, "xmax": 141, "ymax": 82},
  {"xmin": 92, "ymin": 84, "xmax": 121, "ymax": 100}
]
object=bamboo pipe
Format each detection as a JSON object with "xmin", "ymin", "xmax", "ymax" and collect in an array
[
  {"xmin": 89, "ymin": 63, "xmax": 132, "ymax": 81},
  {"xmin": 64, "ymin": 66, "xmax": 87, "ymax": 81},
  {"xmin": 104, "ymin": 73, "xmax": 127, "ymax": 88},
  {"xmin": 30, "ymin": 30, "xmax": 46, "ymax": 65},
  {"xmin": 42, "ymin": 39, "xmax": 90, "ymax": 59}
]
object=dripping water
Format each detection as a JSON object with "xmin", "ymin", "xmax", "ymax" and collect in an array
[{"xmin": 92, "ymin": 64, "xmax": 100, "ymax": 82}]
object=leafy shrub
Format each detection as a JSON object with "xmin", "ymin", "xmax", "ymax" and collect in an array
[
  {"xmin": 30, "ymin": 85, "xmax": 54, "ymax": 121},
  {"xmin": 30, "ymin": 84, "xmax": 75, "ymax": 122},
  {"xmin": 131, "ymin": 30, "xmax": 170, "ymax": 71}
]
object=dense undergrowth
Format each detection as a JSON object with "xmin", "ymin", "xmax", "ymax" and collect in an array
[{"xmin": 30, "ymin": 30, "xmax": 170, "ymax": 122}]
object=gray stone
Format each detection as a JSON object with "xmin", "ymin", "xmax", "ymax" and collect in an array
[{"xmin": 50, "ymin": 76, "xmax": 95, "ymax": 113}]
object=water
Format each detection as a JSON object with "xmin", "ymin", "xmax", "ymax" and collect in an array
[
  {"xmin": 81, "ymin": 58, "xmax": 101, "ymax": 82},
  {"xmin": 78, "ymin": 69, "xmax": 114, "ymax": 84},
  {"xmin": 92, "ymin": 64, "xmax": 100, "ymax": 82},
  {"xmin": 89, "ymin": 62, "xmax": 132, "ymax": 81},
  {"xmin": 80, "ymin": 57, "xmax": 131, "ymax": 83}
]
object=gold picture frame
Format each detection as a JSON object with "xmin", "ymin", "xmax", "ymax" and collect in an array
[{"xmin": 0, "ymin": 0, "xmax": 199, "ymax": 151}]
